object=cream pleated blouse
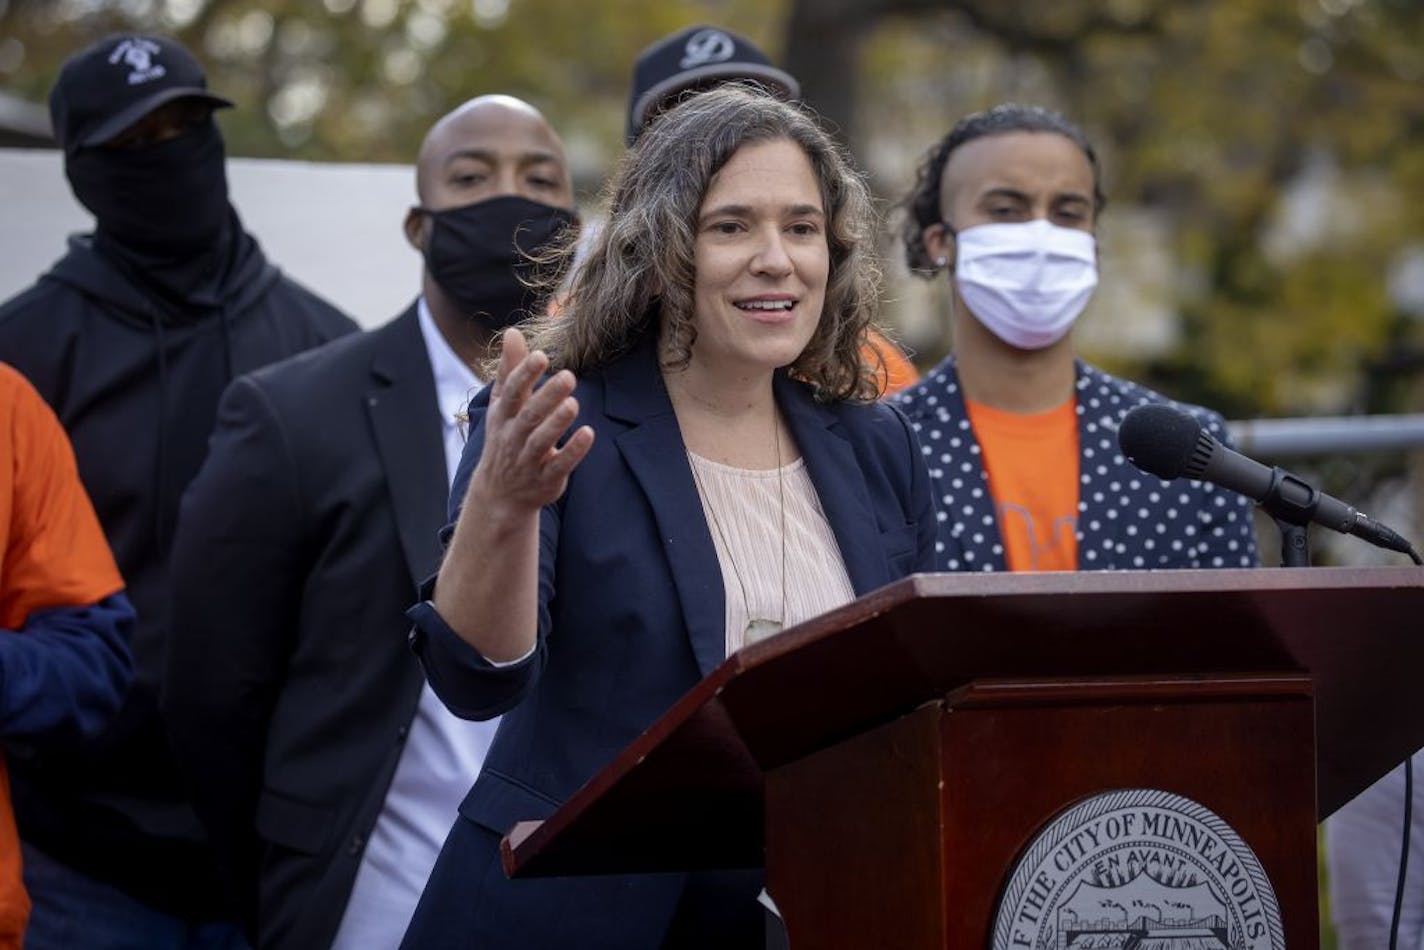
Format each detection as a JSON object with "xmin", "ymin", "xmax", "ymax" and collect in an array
[{"xmin": 687, "ymin": 452, "xmax": 856, "ymax": 656}]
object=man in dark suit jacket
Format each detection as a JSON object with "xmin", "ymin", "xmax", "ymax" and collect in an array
[{"xmin": 164, "ymin": 95, "xmax": 578, "ymax": 949}]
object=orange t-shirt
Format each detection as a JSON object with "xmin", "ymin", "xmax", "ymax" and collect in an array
[
  {"xmin": 0, "ymin": 363, "xmax": 124, "ymax": 945},
  {"xmin": 964, "ymin": 396, "xmax": 1080, "ymax": 572}
]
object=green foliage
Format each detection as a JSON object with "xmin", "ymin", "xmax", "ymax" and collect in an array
[
  {"xmin": 3, "ymin": 0, "xmax": 1420, "ymax": 419},
  {"xmin": 858, "ymin": 0, "xmax": 1423, "ymax": 417},
  {"xmin": 1, "ymin": 0, "xmax": 788, "ymax": 173},
  {"xmin": 1320, "ymin": 826, "xmax": 1338, "ymax": 950}
]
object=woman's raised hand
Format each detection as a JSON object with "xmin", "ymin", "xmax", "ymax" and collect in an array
[{"xmin": 472, "ymin": 328, "xmax": 594, "ymax": 514}]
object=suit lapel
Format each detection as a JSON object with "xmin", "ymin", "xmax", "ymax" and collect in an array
[
  {"xmin": 366, "ymin": 306, "xmax": 449, "ymax": 588},
  {"xmin": 604, "ymin": 341, "xmax": 726, "ymax": 679},
  {"xmin": 602, "ymin": 343, "xmax": 912, "ymax": 672},
  {"xmin": 1074, "ymin": 362, "xmax": 1126, "ymax": 569},
  {"xmin": 777, "ymin": 376, "xmax": 889, "ymax": 596},
  {"xmin": 933, "ymin": 361, "xmax": 1007, "ymax": 572}
]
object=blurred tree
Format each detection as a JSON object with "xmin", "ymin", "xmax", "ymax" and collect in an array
[
  {"xmin": 786, "ymin": 0, "xmax": 1424, "ymax": 418},
  {"xmin": 1, "ymin": 0, "xmax": 1421, "ymax": 419},
  {"xmin": 0, "ymin": 0, "xmax": 788, "ymax": 180}
]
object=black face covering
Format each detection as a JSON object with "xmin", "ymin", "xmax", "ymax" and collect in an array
[
  {"xmin": 66, "ymin": 119, "xmax": 230, "ymax": 256},
  {"xmin": 418, "ymin": 195, "xmax": 576, "ymax": 330}
]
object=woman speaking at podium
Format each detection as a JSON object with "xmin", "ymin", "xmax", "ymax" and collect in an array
[{"xmin": 400, "ymin": 85, "xmax": 937, "ymax": 948}]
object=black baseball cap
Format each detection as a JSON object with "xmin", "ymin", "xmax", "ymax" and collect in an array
[
  {"xmin": 49, "ymin": 33, "xmax": 233, "ymax": 151},
  {"xmin": 626, "ymin": 25, "xmax": 800, "ymax": 144}
]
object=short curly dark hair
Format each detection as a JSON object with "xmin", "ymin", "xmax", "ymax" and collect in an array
[{"xmin": 900, "ymin": 104, "xmax": 1106, "ymax": 275}]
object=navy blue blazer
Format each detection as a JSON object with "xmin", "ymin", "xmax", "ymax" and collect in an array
[{"xmin": 404, "ymin": 334, "xmax": 936, "ymax": 948}]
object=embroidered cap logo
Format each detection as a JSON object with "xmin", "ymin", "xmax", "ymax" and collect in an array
[
  {"xmin": 108, "ymin": 37, "xmax": 167, "ymax": 86},
  {"xmin": 679, "ymin": 29, "xmax": 736, "ymax": 69}
]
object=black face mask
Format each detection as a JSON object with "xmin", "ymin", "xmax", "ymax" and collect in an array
[
  {"xmin": 418, "ymin": 195, "xmax": 576, "ymax": 330},
  {"xmin": 65, "ymin": 120, "xmax": 230, "ymax": 256}
]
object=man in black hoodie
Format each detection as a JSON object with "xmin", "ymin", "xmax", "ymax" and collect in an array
[{"xmin": 0, "ymin": 33, "xmax": 356, "ymax": 946}]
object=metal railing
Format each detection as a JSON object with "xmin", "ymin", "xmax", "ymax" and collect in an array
[
  {"xmin": 1224, "ymin": 414, "xmax": 1424, "ymax": 566},
  {"xmin": 1229, "ymin": 415, "xmax": 1424, "ymax": 458}
]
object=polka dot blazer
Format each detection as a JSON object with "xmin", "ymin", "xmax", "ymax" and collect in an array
[{"xmin": 893, "ymin": 358, "xmax": 1260, "ymax": 572}]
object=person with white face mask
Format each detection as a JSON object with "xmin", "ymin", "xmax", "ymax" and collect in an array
[{"xmin": 893, "ymin": 104, "xmax": 1258, "ymax": 573}]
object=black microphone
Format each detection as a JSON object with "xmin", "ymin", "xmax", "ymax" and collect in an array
[{"xmin": 1118, "ymin": 402, "xmax": 1418, "ymax": 558}]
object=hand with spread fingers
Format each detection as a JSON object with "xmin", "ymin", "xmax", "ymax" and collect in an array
[
  {"xmin": 433, "ymin": 327, "xmax": 592, "ymax": 665},
  {"xmin": 472, "ymin": 328, "xmax": 594, "ymax": 517}
]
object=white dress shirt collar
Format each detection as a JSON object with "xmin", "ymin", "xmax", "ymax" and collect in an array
[{"xmin": 416, "ymin": 297, "xmax": 485, "ymax": 484}]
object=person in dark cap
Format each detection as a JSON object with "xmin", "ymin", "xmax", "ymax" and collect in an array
[
  {"xmin": 626, "ymin": 24, "xmax": 920, "ymax": 396},
  {"xmin": 625, "ymin": 24, "xmax": 799, "ymax": 144},
  {"xmin": 0, "ymin": 32, "xmax": 356, "ymax": 948}
]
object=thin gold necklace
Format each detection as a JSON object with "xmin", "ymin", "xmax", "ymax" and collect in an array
[{"xmin": 688, "ymin": 419, "xmax": 787, "ymax": 645}]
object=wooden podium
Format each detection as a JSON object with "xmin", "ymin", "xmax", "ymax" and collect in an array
[{"xmin": 500, "ymin": 568, "xmax": 1424, "ymax": 948}]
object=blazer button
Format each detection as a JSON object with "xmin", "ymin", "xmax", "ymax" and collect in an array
[
  {"xmin": 348, "ymin": 835, "xmax": 365, "ymax": 857},
  {"xmin": 396, "ymin": 725, "xmax": 409, "ymax": 742}
]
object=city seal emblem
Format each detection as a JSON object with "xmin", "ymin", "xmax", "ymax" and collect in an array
[{"xmin": 991, "ymin": 788, "xmax": 1284, "ymax": 950}]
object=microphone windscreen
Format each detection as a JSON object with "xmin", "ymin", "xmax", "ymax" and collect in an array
[{"xmin": 1117, "ymin": 403, "xmax": 1203, "ymax": 480}]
